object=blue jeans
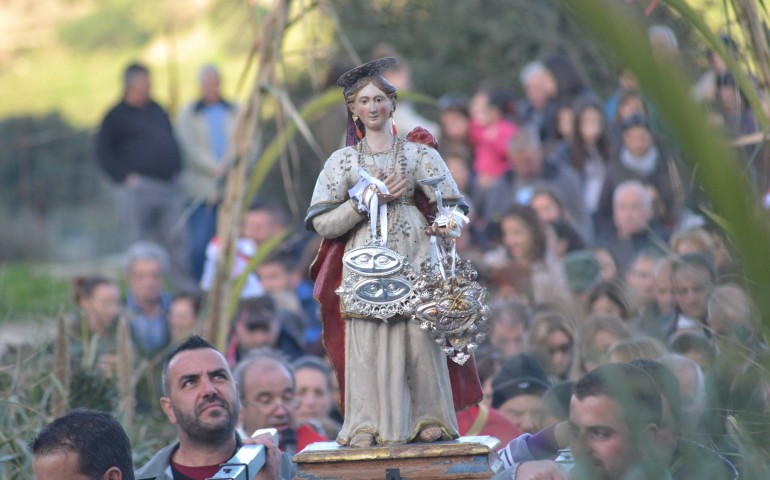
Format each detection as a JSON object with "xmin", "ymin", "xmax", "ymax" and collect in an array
[{"xmin": 187, "ymin": 203, "xmax": 218, "ymax": 282}]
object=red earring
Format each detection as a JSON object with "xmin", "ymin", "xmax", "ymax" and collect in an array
[
  {"xmin": 353, "ymin": 115, "xmax": 363, "ymax": 140},
  {"xmin": 391, "ymin": 117, "xmax": 398, "ymax": 136}
]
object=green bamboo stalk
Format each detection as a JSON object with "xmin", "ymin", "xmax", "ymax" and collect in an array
[
  {"xmin": 242, "ymin": 86, "xmax": 340, "ymax": 212},
  {"xmin": 565, "ymin": 0, "xmax": 770, "ymax": 330},
  {"xmin": 207, "ymin": 0, "xmax": 292, "ymax": 351},
  {"xmin": 51, "ymin": 315, "xmax": 70, "ymax": 418},
  {"xmin": 116, "ymin": 314, "xmax": 135, "ymax": 430},
  {"xmin": 661, "ymin": 0, "xmax": 770, "ymax": 132},
  {"xmin": 732, "ymin": 0, "xmax": 770, "ymax": 90}
]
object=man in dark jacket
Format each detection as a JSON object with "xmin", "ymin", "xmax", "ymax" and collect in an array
[{"xmin": 96, "ymin": 62, "xmax": 194, "ymax": 293}]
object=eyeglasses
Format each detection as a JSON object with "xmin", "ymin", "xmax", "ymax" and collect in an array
[
  {"xmin": 549, "ymin": 343, "xmax": 572, "ymax": 355},
  {"xmin": 244, "ymin": 322, "xmax": 272, "ymax": 333},
  {"xmin": 248, "ymin": 392, "xmax": 298, "ymax": 410}
]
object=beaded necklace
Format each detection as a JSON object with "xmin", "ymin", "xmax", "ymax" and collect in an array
[
  {"xmin": 357, "ymin": 135, "xmax": 402, "ymax": 175},
  {"xmin": 356, "ymin": 135, "xmax": 405, "ymax": 236}
]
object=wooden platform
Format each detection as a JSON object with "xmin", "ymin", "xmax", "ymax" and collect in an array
[{"xmin": 292, "ymin": 435, "xmax": 503, "ymax": 479}]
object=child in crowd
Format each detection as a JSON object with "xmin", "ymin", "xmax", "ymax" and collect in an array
[
  {"xmin": 468, "ymin": 87, "xmax": 517, "ymax": 188},
  {"xmin": 569, "ymin": 97, "xmax": 614, "ymax": 221}
]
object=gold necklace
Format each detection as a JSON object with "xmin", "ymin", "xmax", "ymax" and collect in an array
[{"xmin": 358, "ymin": 136, "xmax": 398, "ymax": 172}]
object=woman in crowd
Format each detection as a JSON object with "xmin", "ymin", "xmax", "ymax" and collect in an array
[
  {"xmin": 293, "ymin": 355, "xmax": 342, "ymax": 440},
  {"xmin": 542, "ymin": 98, "xmax": 575, "ymax": 160},
  {"xmin": 530, "ymin": 188, "xmax": 568, "ymax": 226},
  {"xmin": 585, "ymin": 280, "xmax": 634, "ymax": 322},
  {"xmin": 468, "ymin": 86, "xmax": 517, "ymax": 188},
  {"xmin": 436, "ymin": 94, "xmax": 472, "ymax": 161},
  {"xmin": 528, "ymin": 311, "xmax": 578, "ymax": 382},
  {"xmin": 568, "ymin": 97, "xmax": 614, "ymax": 222},
  {"xmin": 598, "ymin": 113, "xmax": 682, "ymax": 234},
  {"xmin": 609, "ymin": 89, "xmax": 649, "ymax": 145},
  {"xmin": 592, "ymin": 246, "xmax": 620, "ymax": 283},
  {"xmin": 577, "ymin": 314, "xmax": 632, "ymax": 373},
  {"xmin": 485, "ymin": 204, "xmax": 569, "ymax": 304},
  {"xmin": 70, "ymin": 275, "xmax": 121, "ymax": 375}
]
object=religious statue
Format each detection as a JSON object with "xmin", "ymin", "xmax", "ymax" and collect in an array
[{"xmin": 306, "ymin": 57, "xmax": 486, "ymax": 448}]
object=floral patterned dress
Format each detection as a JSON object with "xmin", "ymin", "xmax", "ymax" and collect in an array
[{"xmin": 306, "ymin": 139, "xmax": 463, "ymax": 445}]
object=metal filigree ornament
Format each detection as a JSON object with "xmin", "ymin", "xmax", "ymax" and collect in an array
[
  {"xmin": 410, "ymin": 175, "xmax": 490, "ymax": 365},
  {"xmin": 337, "ymin": 243, "xmax": 421, "ymax": 321},
  {"xmin": 337, "ymin": 166, "xmax": 419, "ymax": 321}
]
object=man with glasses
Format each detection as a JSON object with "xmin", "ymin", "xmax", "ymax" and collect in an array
[{"xmin": 234, "ymin": 348, "xmax": 326, "ymax": 456}]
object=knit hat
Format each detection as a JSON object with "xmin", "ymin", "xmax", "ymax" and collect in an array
[
  {"xmin": 492, "ymin": 353, "xmax": 550, "ymax": 408},
  {"xmin": 563, "ymin": 250, "xmax": 601, "ymax": 294}
]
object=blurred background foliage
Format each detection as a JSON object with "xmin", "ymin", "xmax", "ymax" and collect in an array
[{"xmin": 0, "ymin": 0, "xmax": 713, "ymax": 264}]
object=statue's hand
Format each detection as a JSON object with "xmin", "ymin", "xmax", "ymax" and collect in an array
[
  {"xmin": 375, "ymin": 170, "xmax": 406, "ymax": 204},
  {"xmin": 425, "ymin": 218, "xmax": 460, "ymax": 237}
]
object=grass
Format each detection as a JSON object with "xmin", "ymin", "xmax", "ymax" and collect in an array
[
  {"xmin": 0, "ymin": 264, "xmax": 71, "ymax": 324},
  {"xmin": 0, "ymin": 323, "xmax": 176, "ymax": 478}
]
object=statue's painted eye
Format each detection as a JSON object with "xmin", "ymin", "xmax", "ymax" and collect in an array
[
  {"xmin": 344, "ymin": 247, "xmax": 403, "ymax": 276},
  {"xmin": 354, "ymin": 278, "xmax": 411, "ymax": 303},
  {"xmin": 353, "ymin": 253, "xmax": 372, "ymax": 265},
  {"xmin": 374, "ymin": 253, "xmax": 398, "ymax": 269},
  {"xmin": 384, "ymin": 280, "xmax": 408, "ymax": 297}
]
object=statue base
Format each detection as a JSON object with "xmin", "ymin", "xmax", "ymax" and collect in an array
[{"xmin": 292, "ymin": 435, "xmax": 503, "ymax": 479}]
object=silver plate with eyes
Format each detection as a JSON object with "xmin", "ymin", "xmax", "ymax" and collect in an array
[
  {"xmin": 342, "ymin": 245, "xmax": 405, "ymax": 277},
  {"xmin": 337, "ymin": 244, "xmax": 420, "ymax": 321}
]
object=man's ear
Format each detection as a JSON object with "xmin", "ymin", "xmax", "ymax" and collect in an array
[
  {"xmin": 160, "ymin": 396, "xmax": 177, "ymax": 424},
  {"xmin": 102, "ymin": 466, "xmax": 123, "ymax": 480}
]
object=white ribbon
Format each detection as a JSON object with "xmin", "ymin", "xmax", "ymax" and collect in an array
[
  {"xmin": 430, "ymin": 206, "xmax": 471, "ymax": 280},
  {"xmin": 348, "ymin": 168, "xmax": 390, "ymax": 246}
]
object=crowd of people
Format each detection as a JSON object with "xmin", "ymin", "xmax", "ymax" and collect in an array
[{"xmin": 33, "ymin": 27, "xmax": 770, "ymax": 480}]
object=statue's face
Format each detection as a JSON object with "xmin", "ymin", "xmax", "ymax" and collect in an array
[
  {"xmin": 352, "ymin": 83, "xmax": 393, "ymax": 131},
  {"xmin": 354, "ymin": 277, "xmax": 412, "ymax": 304},
  {"xmin": 344, "ymin": 248, "xmax": 402, "ymax": 276}
]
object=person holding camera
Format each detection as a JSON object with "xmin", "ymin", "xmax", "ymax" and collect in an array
[{"xmin": 134, "ymin": 335, "xmax": 295, "ymax": 480}]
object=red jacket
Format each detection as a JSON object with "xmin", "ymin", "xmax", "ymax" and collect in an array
[
  {"xmin": 456, "ymin": 403, "xmax": 521, "ymax": 446},
  {"xmin": 297, "ymin": 423, "xmax": 327, "ymax": 451}
]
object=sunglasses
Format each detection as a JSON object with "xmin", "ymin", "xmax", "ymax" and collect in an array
[{"xmin": 549, "ymin": 343, "xmax": 572, "ymax": 355}]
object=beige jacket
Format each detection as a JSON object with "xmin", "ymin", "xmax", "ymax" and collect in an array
[{"xmin": 175, "ymin": 98, "xmax": 239, "ymax": 203}]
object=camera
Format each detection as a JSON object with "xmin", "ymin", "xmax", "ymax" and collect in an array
[
  {"xmin": 553, "ymin": 448, "xmax": 576, "ymax": 473},
  {"xmin": 207, "ymin": 428, "xmax": 279, "ymax": 480}
]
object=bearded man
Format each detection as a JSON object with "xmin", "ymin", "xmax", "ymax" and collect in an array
[{"xmin": 135, "ymin": 335, "xmax": 295, "ymax": 480}]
